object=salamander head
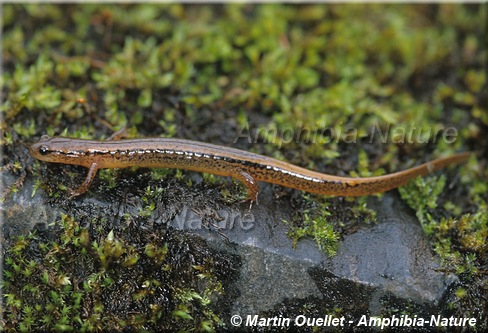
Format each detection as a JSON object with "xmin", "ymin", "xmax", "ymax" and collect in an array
[{"xmin": 29, "ymin": 135, "xmax": 93, "ymax": 167}]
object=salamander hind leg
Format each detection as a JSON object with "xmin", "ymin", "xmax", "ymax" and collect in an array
[
  {"xmin": 69, "ymin": 163, "xmax": 99, "ymax": 198},
  {"xmin": 233, "ymin": 169, "xmax": 259, "ymax": 208}
]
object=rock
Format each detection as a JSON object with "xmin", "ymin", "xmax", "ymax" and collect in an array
[
  {"xmin": 170, "ymin": 189, "xmax": 457, "ymax": 321},
  {"xmin": 2, "ymin": 169, "xmax": 457, "ymax": 327}
]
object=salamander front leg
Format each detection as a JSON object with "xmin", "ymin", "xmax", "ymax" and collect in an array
[
  {"xmin": 69, "ymin": 163, "xmax": 99, "ymax": 198},
  {"xmin": 234, "ymin": 170, "xmax": 259, "ymax": 209}
]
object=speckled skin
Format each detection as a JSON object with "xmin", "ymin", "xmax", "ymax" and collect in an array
[{"xmin": 29, "ymin": 135, "xmax": 471, "ymax": 201}]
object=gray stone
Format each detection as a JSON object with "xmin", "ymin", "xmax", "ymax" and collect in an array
[
  {"xmin": 163, "ymin": 189, "xmax": 457, "ymax": 320},
  {"xmin": 2, "ymin": 169, "xmax": 457, "ymax": 324}
]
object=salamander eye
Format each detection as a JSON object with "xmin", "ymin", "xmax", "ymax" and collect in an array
[{"xmin": 38, "ymin": 145, "xmax": 50, "ymax": 156}]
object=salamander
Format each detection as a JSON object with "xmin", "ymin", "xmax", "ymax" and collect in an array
[{"xmin": 29, "ymin": 135, "xmax": 471, "ymax": 201}]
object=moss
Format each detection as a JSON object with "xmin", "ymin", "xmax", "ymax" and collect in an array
[
  {"xmin": 398, "ymin": 153, "xmax": 487, "ymax": 322},
  {"xmin": 2, "ymin": 3, "xmax": 487, "ymax": 330},
  {"xmin": 2, "ymin": 213, "xmax": 229, "ymax": 332},
  {"xmin": 284, "ymin": 193, "xmax": 377, "ymax": 256},
  {"xmin": 398, "ymin": 175, "xmax": 447, "ymax": 233},
  {"xmin": 400, "ymin": 169, "xmax": 487, "ymax": 270},
  {"xmin": 286, "ymin": 212, "xmax": 340, "ymax": 256},
  {"xmin": 399, "ymin": 154, "xmax": 487, "ymax": 274}
]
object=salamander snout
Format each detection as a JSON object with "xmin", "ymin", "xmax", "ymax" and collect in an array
[
  {"xmin": 29, "ymin": 135, "xmax": 55, "ymax": 161},
  {"xmin": 29, "ymin": 135, "xmax": 95, "ymax": 166},
  {"xmin": 29, "ymin": 142, "xmax": 52, "ymax": 160}
]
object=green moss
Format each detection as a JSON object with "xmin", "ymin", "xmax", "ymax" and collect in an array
[
  {"xmin": 285, "ymin": 198, "xmax": 339, "ymax": 256},
  {"xmin": 2, "ymin": 3, "xmax": 486, "ymax": 329},
  {"xmin": 2, "ymin": 213, "xmax": 227, "ymax": 332},
  {"xmin": 399, "ymin": 156, "xmax": 487, "ymax": 280},
  {"xmin": 2, "ymin": 55, "xmax": 61, "ymax": 122},
  {"xmin": 398, "ymin": 175, "xmax": 447, "ymax": 233},
  {"xmin": 287, "ymin": 213, "xmax": 339, "ymax": 256}
]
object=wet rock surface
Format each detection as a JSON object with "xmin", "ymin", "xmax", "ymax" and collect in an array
[
  {"xmin": 180, "ymin": 190, "xmax": 457, "ymax": 321},
  {"xmin": 2, "ymin": 172, "xmax": 458, "ymax": 328}
]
